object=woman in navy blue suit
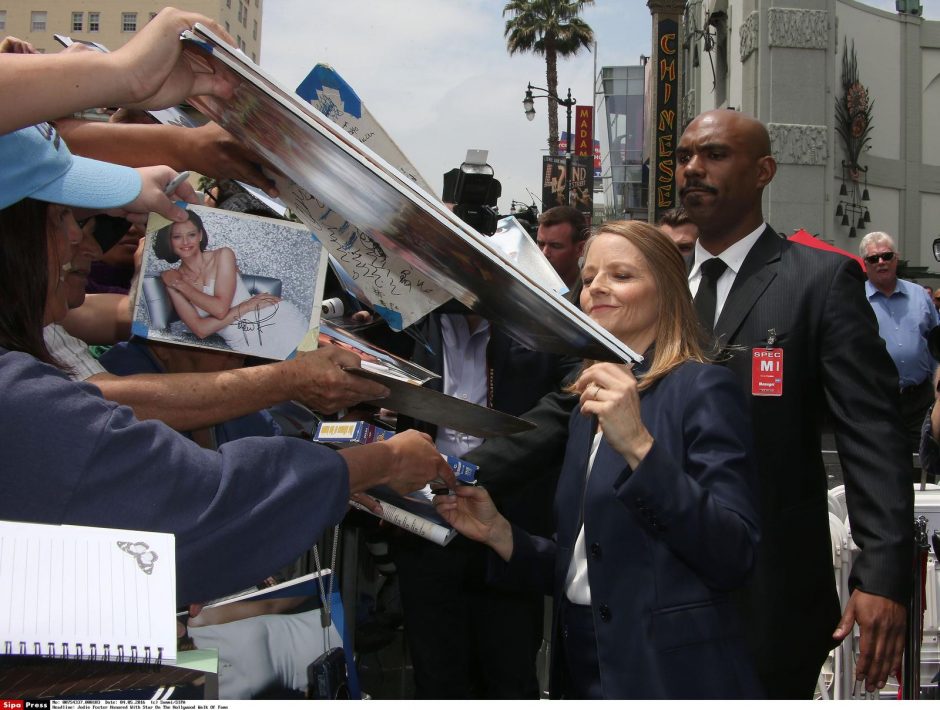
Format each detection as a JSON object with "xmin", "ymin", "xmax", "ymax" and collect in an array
[{"xmin": 435, "ymin": 221, "xmax": 763, "ymax": 699}]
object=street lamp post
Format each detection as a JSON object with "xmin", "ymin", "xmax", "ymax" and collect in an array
[{"xmin": 523, "ymin": 82, "xmax": 576, "ymax": 205}]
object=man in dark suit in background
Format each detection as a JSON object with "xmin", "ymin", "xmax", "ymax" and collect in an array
[{"xmin": 677, "ymin": 109, "xmax": 913, "ymax": 698}]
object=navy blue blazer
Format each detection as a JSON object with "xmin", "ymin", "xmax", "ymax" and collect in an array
[{"xmin": 497, "ymin": 360, "xmax": 764, "ymax": 698}]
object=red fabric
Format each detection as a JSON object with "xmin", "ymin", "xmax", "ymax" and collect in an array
[{"xmin": 787, "ymin": 229, "xmax": 867, "ymax": 273}]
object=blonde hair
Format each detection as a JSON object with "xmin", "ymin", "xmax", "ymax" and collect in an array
[{"xmin": 577, "ymin": 220, "xmax": 708, "ymax": 390}]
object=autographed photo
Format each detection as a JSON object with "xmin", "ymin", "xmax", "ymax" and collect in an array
[{"xmin": 133, "ymin": 204, "xmax": 326, "ymax": 360}]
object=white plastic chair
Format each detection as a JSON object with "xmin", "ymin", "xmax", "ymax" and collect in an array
[
  {"xmin": 817, "ymin": 513, "xmax": 852, "ymax": 699},
  {"xmin": 828, "ymin": 485, "xmax": 847, "ymax": 523}
]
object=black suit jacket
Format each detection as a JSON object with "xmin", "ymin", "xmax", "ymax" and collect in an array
[
  {"xmin": 703, "ymin": 227, "xmax": 913, "ymax": 689},
  {"xmin": 459, "ymin": 286, "xmax": 583, "ymax": 503}
]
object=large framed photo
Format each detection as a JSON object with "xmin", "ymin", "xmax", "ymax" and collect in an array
[{"xmin": 133, "ymin": 205, "xmax": 326, "ymax": 360}]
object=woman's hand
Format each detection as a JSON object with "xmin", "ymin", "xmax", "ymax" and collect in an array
[
  {"xmin": 89, "ymin": 166, "xmax": 200, "ymax": 226},
  {"xmin": 224, "ymin": 294, "xmax": 282, "ymax": 325},
  {"xmin": 576, "ymin": 362, "xmax": 654, "ymax": 470},
  {"xmin": 237, "ymin": 293, "xmax": 282, "ymax": 314},
  {"xmin": 433, "ymin": 486, "xmax": 514, "ymax": 561},
  {"xmin": 161, "ymin": 268, "xmax": 185, "ymax": 291},
  {"xmin": 73, "ymin": 166, "xmax": 199, "ymax": 226},
  {"xmin": 122, "ymin": 165, "xmax": 200, "ymax": 225}
]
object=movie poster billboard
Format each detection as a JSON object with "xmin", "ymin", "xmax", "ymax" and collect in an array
[
  {"xmin": 569, "ymin": 155, "xmax": 594, "ymax": 222},
  {"xmin": 562, "ymin": 130, "xmax": 602, "ymax": 180},
  {"xmin": 542, "ymin": 155, "xmax": 593, "ymax": 220},
  {"xmin": 541, "ymin": 155, "xmax": 567, "ymax": 210}
]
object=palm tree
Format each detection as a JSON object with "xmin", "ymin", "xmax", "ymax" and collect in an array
[{"xmin": 504, "ymin": 0, "xmax": 595, "ymax": 155}]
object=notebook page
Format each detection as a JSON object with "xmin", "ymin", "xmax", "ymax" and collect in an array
[{"xmin": 0, "ymin": 521, "xmax": 176, "ymax": 664}]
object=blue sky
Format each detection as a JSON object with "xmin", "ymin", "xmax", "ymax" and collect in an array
[{"xmin": 260, "ymin": 0, "xmax": 932, "ymax": 214}]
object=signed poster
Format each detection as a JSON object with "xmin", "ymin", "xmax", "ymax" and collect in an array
[
  {"xmin": 132, "ymin": 205, "xmax": 326, "ymax": 360},
  {"xmin": 180, "ymin": 24, "xmax": 640, "ymax": 364},
  {"xmin": 288, "ymin": 63, "xmax": 450, "ymax": 330}
]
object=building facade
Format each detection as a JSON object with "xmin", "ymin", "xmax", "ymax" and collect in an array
[
  {"xmin": 594, "ymin": 64, "xmax": 649, "ymax": 220},
  {"xmin": 681, "ymin": 0, "xmax": 939, "ymax": 273},
  {"xmin": 1, "ymin": 0, "xmax": 262, "ymax": 63}
]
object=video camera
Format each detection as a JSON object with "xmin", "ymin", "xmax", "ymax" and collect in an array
[
  {"xmin": 509, "ymin": 200, "xmax": 539, "ymax": 239},
  {"xmin": 443, "ymin": 150, "xmax": 502, "ymax": 236}
]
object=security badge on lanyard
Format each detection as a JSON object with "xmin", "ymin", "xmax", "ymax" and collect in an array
[{"xmin": 751, "ymin": 328, "xmax": 783, "ymax": 396}]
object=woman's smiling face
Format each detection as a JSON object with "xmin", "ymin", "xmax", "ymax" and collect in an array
[
  {"xmin": 170, "ymin": 219, "xmax": 202, "ymax": 259},
  {"xmin": 43, "ymin": 204, "xmax": 82, "ymax": 326},
  {"xmin": 579, "ymin": 231, "xmax": 659, "ymax": 352}
]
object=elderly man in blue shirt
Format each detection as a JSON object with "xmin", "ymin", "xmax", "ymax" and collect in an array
[{"xmin": 861, "ymin": 231, "xmax": 939, "ymax": 452}]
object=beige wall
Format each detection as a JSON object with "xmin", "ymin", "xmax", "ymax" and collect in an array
[
  {"xmin": 923, "ymin": 48, "xmax": 940, "ymax": 166},
  {"xmin": 838, "ymin": 2, "xmax": 903, "ymax": 162},
  {"xmin": 681, "ymin": 0, "xmax": 940, "ymax": 272},
  {"xmin": 0, "ymin": 0, "xmax": 263, "ymax": 63}
]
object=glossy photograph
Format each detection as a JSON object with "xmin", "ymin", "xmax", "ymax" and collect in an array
[{"xmin": 134, "ymin": 204, "xmax": 325, "ymax": 360}]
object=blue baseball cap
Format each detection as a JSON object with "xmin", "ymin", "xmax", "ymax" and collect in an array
[{"xmin": 0, "ymin": 123, "xmax": 142, "ymax": 211}]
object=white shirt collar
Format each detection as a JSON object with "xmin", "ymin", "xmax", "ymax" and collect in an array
[{"xmin": 690, "ymin": 222, "xmax": 766, "ymax": 279}]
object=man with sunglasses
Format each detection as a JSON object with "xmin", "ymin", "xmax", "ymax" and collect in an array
[{"xmin": 860, "ymin": 231, "xmax": 939, "ymax": 452}]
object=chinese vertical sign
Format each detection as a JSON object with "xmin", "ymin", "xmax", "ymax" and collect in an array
[{"xmin": 654, "ymin": 17, "xmax": 678, "ymax": 221}]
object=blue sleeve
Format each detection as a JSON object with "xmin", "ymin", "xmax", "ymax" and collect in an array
[
  {"xmin": 0, "ymin": 352, "xmax": 349, "ymax": 604},
  {"xmin": 485, "ymin": 523, "xmax": 556, "ymax": 596}
]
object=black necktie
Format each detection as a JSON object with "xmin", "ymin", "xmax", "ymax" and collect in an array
[{"xmin": 694, "ymin": 258, "xmax": 727, "ymax": 335}]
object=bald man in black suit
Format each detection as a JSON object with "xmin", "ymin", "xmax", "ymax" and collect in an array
[{"xmin": 677, "ymin": 109, "xmax": 912, "ymax": 698}]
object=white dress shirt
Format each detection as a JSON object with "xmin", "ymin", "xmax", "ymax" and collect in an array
[
  {"xmin": 434, "ymin": 314, "xmax": 490, "ymax": 458},
  {"xmin": 688, "ymin": 223, "xmax": 766, "ymax": 326},
  {"xmin": 563, "ymin": 430, "xmax": 604, "ymax": 605}
]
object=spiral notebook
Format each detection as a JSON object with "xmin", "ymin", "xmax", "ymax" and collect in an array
[{"xmin": 0, "ymin": 520, "xmax": 176, "ymax": 665}]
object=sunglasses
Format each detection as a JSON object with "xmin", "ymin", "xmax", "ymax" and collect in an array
[{"xmin": 864, "ymin": 251, "xmax": 895, "ymax": 265}]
